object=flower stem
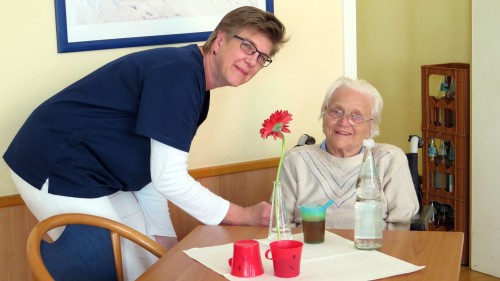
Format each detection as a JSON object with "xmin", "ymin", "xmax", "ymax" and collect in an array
[
  {"xmin": 276, "ymin": 132, "xmax": 285, "ymax": 183},
  {"xmin": 273, "ymin": 132, "xmax": 286, "ymax": 240},
  {"xmin": 273, "ymin": 182, "xmax": 281, "ymax": 240}
]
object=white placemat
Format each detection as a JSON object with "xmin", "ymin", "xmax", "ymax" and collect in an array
[{"xmin": 184, "ymin": 232, "xmax": 425, "ymax": 280}]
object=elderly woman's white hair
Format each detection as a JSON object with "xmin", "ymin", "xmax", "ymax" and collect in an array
[{"xmin": 319, "ymin": 77, "xmax": 384, "ymax": 138}]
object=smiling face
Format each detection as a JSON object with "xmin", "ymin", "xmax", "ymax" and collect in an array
[
  {"xmin": 206, "ymin": 29, "xmax": 273, "ymax": 89},
  {"xmin": 322, "ymin": 86, "xmax": 373, "ymax": 158}
]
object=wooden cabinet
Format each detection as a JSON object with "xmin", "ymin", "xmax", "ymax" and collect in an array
[{"xmin": 421, "ymin": 63, "xmax": 470, "ymax": 265}]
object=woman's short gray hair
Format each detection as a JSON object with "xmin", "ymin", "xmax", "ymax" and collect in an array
[
  {"xmin": 201, "ymin": 6, "xmax": 287, "ymax": 56},
  {"xmin": 319, "ymin": 77, "xmax": 384, "ymax": 138}
]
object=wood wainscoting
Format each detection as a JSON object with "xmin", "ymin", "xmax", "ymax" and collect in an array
[
  {"xmin": 171, "ymin": 157, "xmax": 279, "ymax": 240},
  {"xmin": 0, "ymin": 157, "xmax": 278, "ymax": 281},
  {"xmin": 0, "ymin": 196, "xmax": 38, "ymax": 281}
]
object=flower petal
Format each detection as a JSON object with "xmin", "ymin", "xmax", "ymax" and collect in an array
[{"xmin": 259, "ymin": 110, "xmax": 293, "ymax": 140}]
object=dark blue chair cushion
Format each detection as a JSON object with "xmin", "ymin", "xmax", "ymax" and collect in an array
[{"xmin": 40, "ymin": 224, "xmax": 119, "ymax": 281}]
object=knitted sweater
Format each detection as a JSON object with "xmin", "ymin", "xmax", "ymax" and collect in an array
[{"xmin": 280, "ymin": 143, "xmax": 419, "ymax": 230}]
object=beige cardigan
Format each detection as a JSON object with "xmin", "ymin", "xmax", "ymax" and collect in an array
[{"xmin": 279, "ymin": 143, "xmax": 419, "ymax": 230}]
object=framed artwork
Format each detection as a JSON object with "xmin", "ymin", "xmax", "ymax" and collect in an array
[{"xmin": 54, "ymin": 0, "xmax": 273, "ymax": 53}]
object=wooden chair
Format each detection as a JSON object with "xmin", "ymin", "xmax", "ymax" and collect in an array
[{"xmin": 27, "ymin": 213, "xmax": 167, "ymax": 281}]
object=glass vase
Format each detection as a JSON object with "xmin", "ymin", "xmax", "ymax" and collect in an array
[{"xmin": 268, "ymin": 181, "xmax": 292, "ymax": 241}]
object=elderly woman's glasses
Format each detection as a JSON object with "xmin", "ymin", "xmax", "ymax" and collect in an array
[
  {"xmin": 327, "ymin": 108, "xmax": 372, "ymax": 126},
  {"xmin": 233, "ymin": 35, "xmax": 272, "ymax": 67}
]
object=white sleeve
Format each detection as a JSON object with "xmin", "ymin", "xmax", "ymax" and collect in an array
[{"xmin": 150, "ymin": 139, "xmax": 230, "ymax": 225}]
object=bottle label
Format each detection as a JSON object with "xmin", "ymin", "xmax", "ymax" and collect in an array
[
  {"xmin": 449, "ymin": 147, "xmax": 455, "ymax": 161},
  {"xmin": 428, "ymin": 145, "xmax": 436, "ymax": 157},
  {"xmin": 354, "ymin": 200, "xmax": 383, "ymax": 239},
  {"xmin": 440, "ymin": 80, "xmax": 448, "ymax": 91}
]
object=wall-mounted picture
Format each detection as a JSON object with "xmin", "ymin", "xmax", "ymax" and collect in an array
[{"xmin": 54, "ymin": 0, "xmax": 273, "ymax": 53}]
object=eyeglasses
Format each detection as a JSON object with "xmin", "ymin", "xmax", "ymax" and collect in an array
[
  {"xmin": 326, "ymin": 108, "xmax": 372, "ymax": 126},
  {"xmin": 233, "ymin": 35, "xmax": 272, "ymax": 67}
]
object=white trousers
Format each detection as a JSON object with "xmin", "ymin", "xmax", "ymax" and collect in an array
[{"xmin": 11, "ymin": 170, "xmax": 172, "ymax": 281}]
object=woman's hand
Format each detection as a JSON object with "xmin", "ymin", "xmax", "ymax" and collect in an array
[
  {"xmin": 223, "ymin": 201, "xmax": 271, "ymax": 226},
  {"xmin": 243, "ymin": 201, "xmax": 272, "ymax": 226},
  {"xmin": 154, "ymin": 235, "xmax": 179, "ymax": 250}
]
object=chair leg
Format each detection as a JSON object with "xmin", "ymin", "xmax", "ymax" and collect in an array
[{"xmin": 111, "ymin": 232, "xmax": 124, "ymax": 281}]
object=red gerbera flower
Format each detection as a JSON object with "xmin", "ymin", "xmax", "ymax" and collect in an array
[
  {"xmin": 260, "ymin": 110, "xmax": 293, "ymax": 241},
  {"xmin": 260, "ymin": 110, "xmax": 293, "ymax": 140},
  {"xmin": 260, "ymin": 110, "xmax": 293, "ymax": 183}
]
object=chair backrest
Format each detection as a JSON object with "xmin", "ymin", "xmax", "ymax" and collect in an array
[
  {"xmin": 27, "ymin": 213, "xmax": 167, "ymax": 281},
  {"xmin": 407, "ymin": 135, "xmax": 424, "ymax": 206},
  {"xmin": 406, "ymin": 135, "xmax": 435, "ymax": 231},
  {"xmin": 295, "ymin": 134, "xmax": 316, "ymax": 147},
  {"xmin": 406, "ymin": 152, "xmax": 423, "ymax": 206}
]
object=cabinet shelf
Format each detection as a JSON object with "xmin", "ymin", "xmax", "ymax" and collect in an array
[
  {"xmin": 421, "ymin": 63, "xmax": 470, "ymax": 265},
  {"xmin": 429, "ymin": 96, "xmax": 455, "ymax": 106}
]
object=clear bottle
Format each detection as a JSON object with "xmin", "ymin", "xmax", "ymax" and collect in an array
[
  {"xmin": 433, "ymin": 106, "xmax": 443, "ymax": 126},
  {"xmin": 447, "ymin": 143, "xmax": 455, "ymax": 167},
  {"xmin": 429, "ymin": 201, "xmax": 439, "ymax": 226},
  {"xmin": 428, "ymin": 138, "xmax": 437, "ymax": 162},
  {"xmin": 446, "ymin": 173, "xmax": 454, "ymax": 192},
  {"xmin": 354, "ymin": 139, "xmax": 383, "ymax": 250},
  {"xmin": 444, "ymin": 108, "xmax": 455, "ymax": 128},
  {"xmin": 438, "ymin": 76, "xmax": 449, "ymax": 98},
  {"xmin": 438, "ymin": 204, "xmax": 448, "ymax": 228},
  {"xmin": 435, "ymin": 140, "xmax": 447, "ymax": 166},
  {"xmin": 446, "ymin": 77, "xmax": 456, "ymax": 100},
  {"xmin": 434, "ymin": 76, "xmax": 448, "ymax": 126}
]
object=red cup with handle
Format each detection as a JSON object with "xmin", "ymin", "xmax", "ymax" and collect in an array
[
  {"xmin": 228, "ymin": 239, "xmax": 264, "ymax": 277},
  {"xmin": 265, "ymin": 240, "xmax": 303, "ymax": 278}
]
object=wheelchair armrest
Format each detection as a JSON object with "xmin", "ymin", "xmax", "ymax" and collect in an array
[{"xmin": 410, "ymin": 205, "xmax": 434, "ymax": 231}]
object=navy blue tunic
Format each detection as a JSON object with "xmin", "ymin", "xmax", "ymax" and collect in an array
[{"xmin": 3, "ymin": 44, "xmax": 210, "ymax": 198}]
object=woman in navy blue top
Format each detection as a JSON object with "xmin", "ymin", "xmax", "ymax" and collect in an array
[{"xmin": 4, "ymin": 6, "xmax": 287, "ymax": 280}]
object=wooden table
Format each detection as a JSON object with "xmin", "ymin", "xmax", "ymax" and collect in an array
[{"xmin": 138, "ymin": 225, "xmax": 464, "ymax": 281}]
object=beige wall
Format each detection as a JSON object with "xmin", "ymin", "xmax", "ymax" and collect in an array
[
  {"xmin": 0, "ymin": 1, "xmax": 344, "ymax": 196},
  {"xmin": 471, "ymin": 0, "xmax": 500, "ymax": 277},
  {"xmin": 357, "ymin": 0, "xmax": 470, "ymax": 152}
]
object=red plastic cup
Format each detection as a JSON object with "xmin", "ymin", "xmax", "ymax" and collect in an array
[
  {"xmin": 265, "ymin": 240, "xmax": 303, "ymax": 278},
  {"xmin": 228, "ymin": 239, "xmax": 264, "ymax": 277}
]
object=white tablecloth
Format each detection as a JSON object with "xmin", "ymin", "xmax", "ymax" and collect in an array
[{"xmin": 184, "ymin": 232, "xmax": 425, "ymax": 281}]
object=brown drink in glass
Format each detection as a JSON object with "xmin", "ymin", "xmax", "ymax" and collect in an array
[{"xmin": 301, "ymin": 204, "xmax": 327, "ymax": 244}]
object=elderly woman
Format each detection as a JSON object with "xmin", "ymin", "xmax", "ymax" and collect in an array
[{"xmin": 281, "ymin": 77, "xmax": 419, "ymax": 230}]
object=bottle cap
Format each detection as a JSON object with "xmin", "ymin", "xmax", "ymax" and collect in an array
[{"xmin": 363, "ymin": 139, "xmax": 375, "ymax": 148}]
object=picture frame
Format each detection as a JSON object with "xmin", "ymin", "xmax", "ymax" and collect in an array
[{"xmin": 54, "ymin": 0, "xmax": 273, "ymax": 53}]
